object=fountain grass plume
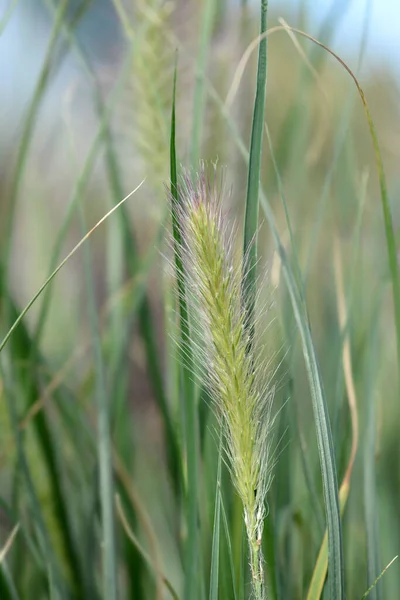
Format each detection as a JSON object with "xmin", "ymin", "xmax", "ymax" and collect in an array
[{"xmin": 172, "ymin": 165, "xmax": 276, "ymax": 599}]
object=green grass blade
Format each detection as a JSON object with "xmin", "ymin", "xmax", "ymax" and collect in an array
[
  {"xmin": 170, "ymin": 60, "xmax": 199, "ymax": 599},
  {"xmin": 361, "ymin": 556, "xmax": 399, "ymax": 600},
  {"xmin": 306, "ymin": 484, "xmax": 348, "ymax": 600},
  {"xmin": 242, "ymin": 0, "xmax": 268, "ymax": 340},
  {"xmin": 219, "ymin": 492, "xmax": 238, "ymax": 600},
  {"xmin": 170, "ymin": 59, "xmax": 179, "ymax": 202},
  {"xmin": 47, "ymin": 564, "xmax": 57, "ymax": 600},
  {"xmin": 238, "ymin": 521, "xmax": 246, "ymax": 600},
  {"xmin": 209, "ymin": 436, "xmax": 222, "ymax": 600},
  {"xmin": 191, "ymin": 0, "xmax": 216, "ymax": 167},
  {"xmin": 263, "ymin": 511, "xmax": 278, "ymax": 600},
  {"xmin": 79, "ymin": 206, "xmax": 118, "ymax": 600},
  {"xmin": 0, "ymin": 561, "xmax": 20, "ymax": 600},
  {"xmin": 0, "ymin": 357, "xmax": 66, "ymax": 597},
  {"xmin": 363, "ymin": 300, "xmax": 382, "ymax": 600},
  {"xmin": 29, "ymin": 404, "xmax": 86, "ymax": 596}
]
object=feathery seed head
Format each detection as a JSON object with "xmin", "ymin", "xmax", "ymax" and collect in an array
[{"xmin": 172, "ymin": 165, "xmax": 276, "ymax": 598}]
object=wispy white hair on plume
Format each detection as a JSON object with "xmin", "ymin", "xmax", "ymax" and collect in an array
[{"xmin": 171, "ymin": 164, "xmax": 277, "ymax": 599}]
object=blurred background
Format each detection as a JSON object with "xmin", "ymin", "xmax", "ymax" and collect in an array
[
  {"xmin": 1, "ymin": 0, "xmax": 400, "ymax": 598},
  {"xmin": 1, "ymin": 0, "xmax": 399, "ymax": 350}
]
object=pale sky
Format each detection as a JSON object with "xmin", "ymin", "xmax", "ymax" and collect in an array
[
  {"xmin": 268, "ymin": 0, "xmax": 400, "ymax": 75},
  {"xmin": 1, "ymin": 0, "xmax": 399, "ymax": 136}
]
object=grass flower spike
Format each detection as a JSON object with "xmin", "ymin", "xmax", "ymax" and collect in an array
[{"xmin": 175, "ymin": 167, "xmax": 276, "ymax": 599}]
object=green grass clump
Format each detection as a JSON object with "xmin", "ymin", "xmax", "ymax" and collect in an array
[{"xmin": 1, "ymin": 0, "xmax": 400, "ymax": 599}]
